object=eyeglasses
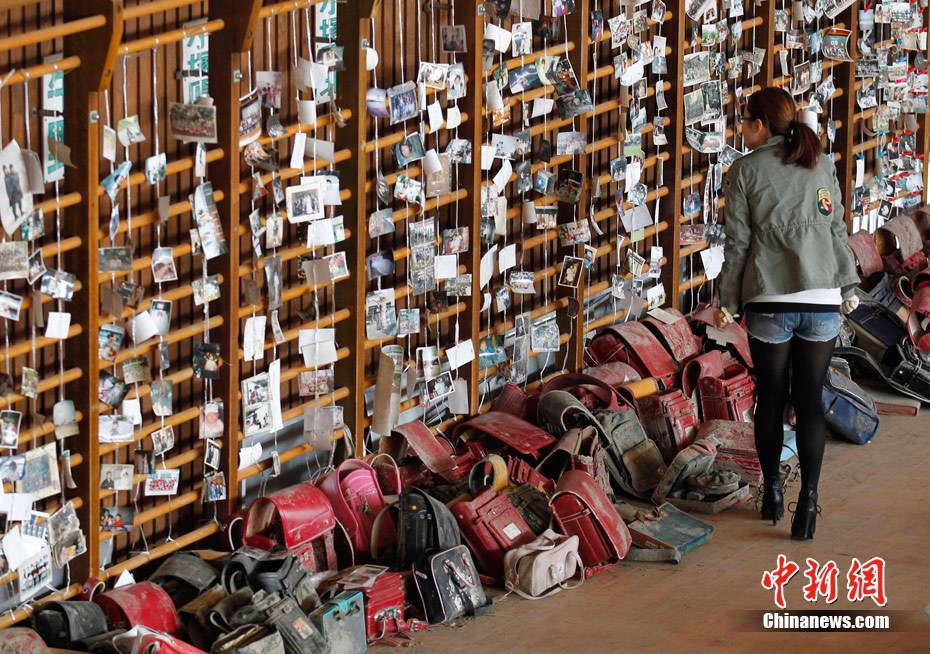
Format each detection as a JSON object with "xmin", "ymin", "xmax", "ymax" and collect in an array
[{"xmin": 736, "ymin": 113, "xmax": 752, "ymax": 125}]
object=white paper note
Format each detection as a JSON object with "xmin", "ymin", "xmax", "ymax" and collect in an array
[
  {"xmin": 531, "ymin": 98, "xmax": 555, "ymax": 118},
  {"xmin": 428, "ymin": 101, "xmax": 445, "ymax": 133},
  {"xmin": 424, "ymin": 149, "xmax": 443, "ymax": 175},
  {"xmin": 289, "ymin": 132, "xmax": 307, "ymax": 169},
  {"xmin": 45, "ymin": 311, "xmax": 71, "ymax": 340},
  {"xmin": 114, "ymin": 570, "xmax": 136, "ymax": 588},
  {"xmin": 238, "ymin": 442, "xmax": 263, "ymax": 470},
  {"xmin": 492, "ymin": 160, "xmax": 513, "ymax": 193},
  {"xmin": 307, "ymin": 138, "xmax": 335, "ymax": 163},
  {"xmin": 434, "ymin": 254, "xmax": 458, "ymax": 280},
  {"xmin": 481, "ymin": 145, "xmax": 496, "ymax": 171},
  {"xmin": 499, "ymin": 243, "xmax": 517, "ymax": 272},
  {"xmin": 298, "ymin": 100, "xmax": 317, "ymax": 125},
  {"xmin": 269, "ymin": 358, "xmax": 284, "ymax": 431},
  {"xmin": 445, "ymin": 106, "xmax": 462, "ymax": 129},
  {"xmin": 446, "ymin": 340, "xmax": 476, "ymax": 370},
  {"xmin": 128, "ymin": 311, "xmax": 159, "ymax": 343},
  {"xmin": 480, "ymin": 245, "xmax": 498, "ymax": 290}
]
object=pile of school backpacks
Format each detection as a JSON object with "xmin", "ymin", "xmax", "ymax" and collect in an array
[{"xmin": 12, "ymin": 304, "xmax": 788, "ymax": 654}]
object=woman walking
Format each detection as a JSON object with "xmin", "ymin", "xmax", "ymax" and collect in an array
[{"xmin": 714, "ymin": 87, "xmax": 860, "ymax": 540}]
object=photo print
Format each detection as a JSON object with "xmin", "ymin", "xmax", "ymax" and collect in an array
[
  {"xmin": 99, "ymin": 463, "xmax": 134, "ymax": 492},
  {"xmin": 168, "ymin": 102, "xmax": 217, "ymax": 144}
]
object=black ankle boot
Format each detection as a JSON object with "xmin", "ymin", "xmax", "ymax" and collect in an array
[
  {"xmin": 791, "ymin": 488, "xmax": 820, "ymax": 540},
  {"xmin": 760, "ymin": 476, "xmax": 784, "ymax": 525}
]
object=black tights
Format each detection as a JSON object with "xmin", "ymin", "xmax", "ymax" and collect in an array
[{"xmin": 749, "ymin": 336, "xmax": 835, "ymax": 492}]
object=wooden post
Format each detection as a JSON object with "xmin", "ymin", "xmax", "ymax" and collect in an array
[
  {"xmin": 833, "ymin": 8, "xmax": 860, "ymax": 231},
  {"xmin": 666, "ymin": 7, "xmax": 686, "ymax": 310},
  {"xmin": 62, "ymin": 0, "xmax": 124, "ymax": 579},
  {"xmin": 209, "ymin": 0, "xmax": 262, "ymax": 513},
  {"xmin": 334, "ymin": 0, "xmax": 381, "ymax": 452},
  {"xmin": 564, "ymin": 7, "xmax": 591, "ymax": 371},
  {"xmin": 459, "ymin": 0, "xmax": 483, "ymax": 414}
]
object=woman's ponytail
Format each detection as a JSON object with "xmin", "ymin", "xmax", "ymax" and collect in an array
[
  {"xmin": 781, "ymin": 118, "xmax": 822, "ymax": 170},
  {"xmin": 746, "ymin": 88, "xmax": 822, "ymax": 170}
]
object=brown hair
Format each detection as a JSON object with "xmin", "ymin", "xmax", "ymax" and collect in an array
[{"xmin": 745, "ymin": 87, "xmax": 821, "ymax": 169}]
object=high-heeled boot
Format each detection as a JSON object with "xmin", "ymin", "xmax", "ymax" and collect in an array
[
  {"xmin": 791, "ymin": 487, "xmax": 820, "ymax": 540},
  {"xmin": 760, "ymin": 476, "xmax": 784, "ymax": 525}
]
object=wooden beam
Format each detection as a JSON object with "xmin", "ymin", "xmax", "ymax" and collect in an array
[
  {"xmin": 334, "ymin": 0, "xmax": 378, "ymax": 454},
  {"xmin": 459, "ymin": 0, "xmax": 483, "ymax": 416},
  {"xmin": 208, "ymin": 2, "xmax": 261, "ymax": 514},
  {"xmin": 62, "ymin": 0, "xmax": 124, "ymax": 581}
]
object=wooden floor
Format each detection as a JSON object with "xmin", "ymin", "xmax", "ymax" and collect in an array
[{"xmin": 411, "ymin": 414, "xmax": 930, "ymax": 653}]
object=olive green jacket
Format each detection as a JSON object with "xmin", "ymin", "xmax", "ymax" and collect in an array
[{"xmin": 717, "ymin": 135, "xmax": 860, "ymax": 315}]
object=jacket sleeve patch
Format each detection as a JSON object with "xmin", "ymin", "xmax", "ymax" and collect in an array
[{"xmin": 817, "ymin": 187, "xmax": 833, "ymax": 216}]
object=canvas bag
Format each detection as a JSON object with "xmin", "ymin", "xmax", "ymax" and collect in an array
[
  {"xmin": 822, "ymin": 361, "xmax": 881, "ymax": 445},
  {"xmin": 503, "ymin": 529, "xmax": 584, "ymax": 600}
]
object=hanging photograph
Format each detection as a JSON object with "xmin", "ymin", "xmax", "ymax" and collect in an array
[
  {"xmin": 100, "ymin": 507, "xmax": 134, "ymax": 532},
  {"xmin": 239, "ymin": 92, "xmax": 263, "ymax": 146},
  {"xmin": 19, "ymin": 208, "xmax": 44, "ymax": 242},
  {"xmin": 441, "ymin": 25, "xmax": 467, "ymax": 53},
  {"xmin": 98, "ymin": 414, "xmax": 134, "ymax": 443},
  {"xmin": 422, "ymin": 371, "xmax": 454, "ymax": 403},
  {"xmin": 121, "ymin": 355, "xmax": 151, "ymax": 384},
  {"xmin": 286, "ymin": 179, "xmax": 325, "ymax": 223},
  {"xmin": 366, "ymin": 87, "xmax": 390, "ymax": 118},
  {"xmin": 417, "ymin": 62, "xmax": 449, "ymax": 90},
  {"xmin": 151, "ymin": 247, "xmax": 178, "ymax": 283},
  {"xmin": 99, "ymin": 463, "xmax": 134, "ymax": 491},
  {"xmin": 145, "ymin": 152, "xmax": 167, "ymax": 184},
  {"xmin": 98, "ymin": 371, "xmax": 129, "ymax": 408},
  {"xmin": 394, "ymin": 133, "xmax": 426, "ymax": 168},
  {"xmin": 205, "ymin": 440, "xmax": 221, "ymax": 470},
  {"xmin": 0, "ymin": 291, "xmax": 22, "ymax": 322},
  {"xmin": 387, "ymin": 82, "xmax": 419, "ymax": 125},
  {"xmin": 0, "ymin": 409, "xmax": 22, "ymax": 449},
  {"xmin": 145, "ymin": 469, "xmax": 180, "ymax": 497},
  {"xmin": 0, "ymin": 241, "xmax": 28, "ymax": 281},
  {"xmin": 205, "ymin": 472, "xmax": 226, "ymax": 502},
  {"xmin": 150, "ymin": 299, "xmax": 172, "ymax": 336},
  {"xmin": 116, "ymin": 115, "xmax": 146, "ymax": 146},
  {"xmin": 192, "ymin": 274, "xmax": 221, "ymax": 306},
  {"xmin": 194, "ymin": 182, "xmax": 229, "ymax": 259},
  {"xmin": 152, "ymin": 424, "xmax": 175, "ymax": 456},
  {"xmin": 53, "ymin": 400, "xmax": 79, "ymax": 439},
  {"xmin": 151, "ymin": 379, "xmax": 173, "ymax": 417},
  {"xmin": 256, "ymin": 70, "xmax": 283, "ymax": 109},
  {"xmin": 199, "ymin": 401, "xmax": 224, "ymax": 440},
  {"xmin": 0, "ymin": 141, "xmax": 34, "ymax": 236},
  {"xmin": 27, "ymin": 249, "xmax": 46, "ymax": 284},
  {"xmin": 193, "ymin": 342, "xmax": 221, "ymax": 379},
  {"xmin": 558, "ymin": 256, "xmax": 584, "ymax": 288},
  {"xmin": 134, "ymin": 449, "xmax": 155, "ymax": 476}
]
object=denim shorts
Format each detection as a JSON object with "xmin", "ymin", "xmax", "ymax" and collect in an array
[{"xmin": 745, "ymin": 310, "xmax": 842, "ymax": 344}]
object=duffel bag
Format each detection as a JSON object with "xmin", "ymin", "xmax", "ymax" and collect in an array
[
  {"xmin": 823, "ymin": 362, "xmax": 881, "ymax": 445},
  {"xmin": 503, "ymin": 529, "xmax": 584, "ymax": 600}
]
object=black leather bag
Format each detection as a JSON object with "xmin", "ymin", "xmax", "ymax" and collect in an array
[
  {"xmin": 394, "ymin": 488, "xmax": 461, "ymax": 570},
  {"xmin": 846, "ymin": 292, "xmax": 908, "ymax": 361},
  {"xmin": 887, "ymin": 342, "xmax": 930, "ymax": 403},
  {"xmin": 412, "ymin": 544, "xmax": 491, "ymax": 624}
]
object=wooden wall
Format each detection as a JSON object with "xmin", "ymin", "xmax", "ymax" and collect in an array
[{"xmin": 0, "ymin": 0, "xmax": 924, "ymax": 628}]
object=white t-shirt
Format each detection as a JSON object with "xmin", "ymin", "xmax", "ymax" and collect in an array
[{"xmin": 748, "ymin": 288, "xmax": 842, "ymax": 304}]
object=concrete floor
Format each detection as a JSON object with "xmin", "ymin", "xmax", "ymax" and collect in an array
[{"xmin": 411, "ymin": 414, "xmax": 930, "ymax": 653}]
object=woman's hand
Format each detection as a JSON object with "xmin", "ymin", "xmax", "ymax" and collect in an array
[{"xmin": 713, "ymin": 308, "xmax": 735, "ymax": 329}]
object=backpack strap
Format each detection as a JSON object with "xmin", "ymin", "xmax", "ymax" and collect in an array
[
  {"xmin": 847, "ymin": 230, "xmax": 883, "ymax": 277},
  {"xmin": 643, "ymin": 308, "xmax": 702, "ymax": 364},
  {"xmin": 878, "ymin": 214, "xmax": 922, "ymax": 260},
  {"xmin": 906, "ymin": 271, "xmax": 930, "ymax": 353}
]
